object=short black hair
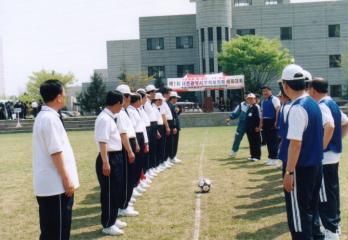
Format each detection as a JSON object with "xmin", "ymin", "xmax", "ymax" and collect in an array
[
  {"xmin": 308, "ymin": 78, "xmax": 328, "ymax": 94},
  {"xmin": 130, "ymin": 94, "xmax": 141, "ymax": 104},
  {"xmin": 137, "ymin": 91, "xmax": 146, "ymax": 98},
  {"xmin": 40, "ymin": 79, "xmax": 63, "ymax": 103},
  {"xmin": 106, "ymin": 90, "xmax": 123, "ymax": 106},
  {"xmin": 261, "ymin": 86, "xmax": 272, "ymax": 91},
  {"xmin": 161, "ymin": 87, "xmax": 172, "ymax": 95},
  {"xmin": 283, "ymin": 79, "xmax": 305, "ymax": 91}
]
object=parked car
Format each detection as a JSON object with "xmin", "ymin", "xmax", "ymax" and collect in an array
[{"xmin": 176, "ymin": 102, "xmax": 203, "ymax": 113}]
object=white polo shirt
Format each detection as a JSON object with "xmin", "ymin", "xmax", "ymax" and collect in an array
[
  {"xmin": 161, "ymin": 100, "xmax": 173, "ymax": 120},
  {"xmin": 139, "ymin": 106, "xmax": 151, "ymax": 127},
  {"xmin": 153, "ymin": 103, "xmax": 164, "ymax": 125},
  {"xmin": 144, "ymin": 100, "xmax": 158, "ymax": 122},
  {"xmin": 95, "ymin": 108, "xmax": 122, "ymax": 152},
  {"xmin": 285, "ymin": 94, "xmax": 308, "ymax": 141},
  {"xmin": 116, "ymin": 108, "xmax": 136, "ymax": 138},
  {"xmin": 127, "ymin": 105, "xmax": 149, "ymax": 143},
  {"xmin": 32, "ymin": 106, "xmax": 79, "ymax": 197}
]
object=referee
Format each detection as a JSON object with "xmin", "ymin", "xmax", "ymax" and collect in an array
[
  {"xmin": 94, "ymin": 90, "xmax": 126, "ymax": 236},
  {"xmin": 32, "ymin": 80, "xmax": 79, "ymax": 240},
  {"xmin": 280, "ymin": 64, "xmax": 323, "ymax": 239}
]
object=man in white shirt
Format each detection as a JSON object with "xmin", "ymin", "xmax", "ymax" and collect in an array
[
  {"xmin": 307, "ymin": 78, "xmax": 348, "ymax": 239},
  {"xmin": 161, "ymin": 87, "xmax": 174, "ymax": 169},
  {"xmin": 32, "ymin": 80, "xmax": 79, "ymax": 240},
  {"xmin": 95, "ymin": 90, "xmax": 127, "ymax": 236}
]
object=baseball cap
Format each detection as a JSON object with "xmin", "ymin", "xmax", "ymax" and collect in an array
[
  {"xmin": 136, "ymin": 88, "xmax": 146, "ymax": 94},
  {"xmin": 247, "ymin": 93, "xmax": 256, "ymax": 99},
  {"xmin": 116, "ymin": 84, "xmax": 131, "ymax": 94},
  {"xmin": 281, "ymin": 64, "xmax": 305, "ymax": 81},
  {"xmin": 145, "ymin": 85, "xmax": 158, "ymax": 93},
  {"xmin": 154, "ymin": 92, "xmax": 165, "ymax": 100},
  {"xmin": 169, "ymin": 91, "xmax": 181, "ymax": 99}
]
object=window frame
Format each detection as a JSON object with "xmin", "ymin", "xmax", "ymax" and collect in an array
[
  {"xmin": 147, "ymin": 38, "xmax": 164, "ymax": 51},
  {"xmin": 280, "ymin": 27, "xmax": 292, "ymax": 40}
]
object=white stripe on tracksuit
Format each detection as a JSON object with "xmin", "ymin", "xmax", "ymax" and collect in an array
[
  {"xmin": 290, "ymin": 171, "xmax": 302, "ymax": 232},
  {"xmin": 319, "ymin": 177, "xmax": 328, "ymax": 203},
  {"xmin": 106, "ymin": 177, "xmax": 111, "ymax": 227}
]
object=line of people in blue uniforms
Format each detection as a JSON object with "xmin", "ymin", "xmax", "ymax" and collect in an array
[
  {"xmin": 230, "ymin": 64, "xmax": 348, "ymax": 240},
  {"xmin": 94, "ymin": 84, "xmax": 182, "ymax": 236}
]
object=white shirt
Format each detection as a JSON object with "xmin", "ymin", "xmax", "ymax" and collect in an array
[
  {"xmin": 32, "ymin": 106, "xmax": 79, "ymax": 197},
  {"xmin": 144, "ymin": 100, "xmax": 158, "ymax": 122},
  {"xmin": 31, "ymin": 101, "xmax": 38, "ymax": 108},
  {"xmin": 127, "ymin": 105, "xmax": 149, "ymax": 143},
  {"xmin": 162, "ymin": 100, "xmax": 173, "ymax": 120},
  {"xmin": 116, "ymin": 108, "xmax": 136, "ymax": 138},
  {"xmin": 272, "ymin": 96, "xmax": 281, "ymax": 109},
  {"xmin": 153, "ymin": 103, "xmax": 164, "ymax": 125},
  {"xmin": 286, "ymin": 94, "xmax": 308, "ymax": 141},
  {"xmin": 319, "ymin": 96, "xmax": 348, "ymax": 164},
  {"xmin": 95, "ymin": 108, "xmax": 122, "ymax": 152},
  {"xmin": 139, "ymin": 106, "xmax": 151, "ymax": 127}
]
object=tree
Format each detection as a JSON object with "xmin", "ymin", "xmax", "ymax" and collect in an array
[
  {"xmin": 77, "ymin": 72, "xmax": 106, "ymax": 115},
  {"xmin": 118, "ymin": 72, "xmax": 154, "ymax": 91},
  {"xmin": 219, "ymin": 35, "xmax": 292, "ymax": 93},
  {"xmin": 20, "ymin": 70, "xmax": 76, "ymax": 102}
]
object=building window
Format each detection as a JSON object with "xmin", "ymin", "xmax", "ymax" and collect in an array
[
  {"xmin": 177, "ymin": 64, "xmax": 195, "ymax": 77},
  {"xmin": 176, "ymin": 36, "xmax": 193, "ymax": 49},
  {"xmin": 200, "ymin": 28, "xmax": 205, "ymax": 42},
  {"xmin": 234, "ymin": 0, "xmax": 252, "ymax": 6},
  {"xmin": 225, "ymin": 27, "xmax": 229, "ymax": 41},
  {"xmin": 329, "ymin": 55, "xmax": 341, "ymax": 68},
  {"xmin": 265, "ymin": 0, "xmax": 279, "ymax": 5},
  {"xmin": 328, "ymin": 24, "xmax": 340, "ymax": 38},
  {"xmin": 147, "ymin": 38, "xmax": 164, "ymax": 50},
  {"xmin": 208, "ymin": 27, "xmax": 214, "ymax": 41},
  {"xmin": 148, "ymin": 66, "xmax": 165, "ymax": 78},
  {"xmin": 237, "ymin": 29, "xmax": 256, "ymax": 36},
  {"xmin": 209, "ymin": 58, "xmax": 214, "ymax": 73},
  {"xmin": 330, "ymin": 85, "xmax": 342, "ymax": 97},
  {"xmin": 202, "ymin": 60, "xmax": 206, "ymax": 73},
  {"xmin": 280, "ymin": 27, "xmax": 292, "ymax": 40},
  {"xmin": 217, "ymin": 27, "xmax": 222, "ymax": 52}
]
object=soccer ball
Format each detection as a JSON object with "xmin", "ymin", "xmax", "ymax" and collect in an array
[{"xmin": 198, "ymin": 178, "xmax": 212, "ymax": 193}]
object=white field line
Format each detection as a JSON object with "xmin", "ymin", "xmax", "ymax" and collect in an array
[{"xmin": 193, "ymin": 130, "xmax": 208, "ymax": 240}]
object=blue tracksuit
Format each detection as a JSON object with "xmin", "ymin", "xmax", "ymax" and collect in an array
[{"xmin": 230, "ymin": 102, "xmax": 248, "ymax": 152}]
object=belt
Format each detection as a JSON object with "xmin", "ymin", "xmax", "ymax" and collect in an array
[
  {"xmin": 150, "ymin": 121, "xmax": 158, "ymax": 126},
  {"xmin": 108, "ymin": 151, "xmax": 122, "ymax": 154}
]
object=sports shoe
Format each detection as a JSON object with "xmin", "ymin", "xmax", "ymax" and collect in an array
[
  {"xmin": 130, "ymin": 196, "xmax": 136, "ymax": 204},
  {"xmin": 140, "ymin": 181, "xmax": 150, "ymax": 189},
  {"xmin": 230, "ymin": 151, "xmax": 237, "ymax": 158},
  {"xmin": 132, "ymin": 189, "xmax": 142, "ymax": 198},
  {"xmin": 324, "ymin": 229, "xmax": 339, "ymax": 240},
  {"xmin": 164, "ymin": 161, "xmax": 173, "ymax": 168},
  {"xmin": 136, "ymin": 185, "xmax": 146, "ymax": 193},
  {"xmin": 145, "ymin": 177, "xmax": 152, "ymax": 184},
  {"xmin": 252, "ymin": 158, "xmax": 260, "ymax": 162},
  {"xmin": 115, "ymin": 219, "xmax": 127, "ymax": 229},
  {"xmin": 102, "ymin": 225, "xmax": 124, "ymax": 236},
  {"xmin": 266, "ymin": 159, "xmax": 278, "ymax": 166},
  {"xmin": 118, "ymin": 207, "xmax": 139, "ymax": 217},
  {"xmin": 247, "ymin": 157, "xmax": 253, "ymax": 161},
  {"xmin": 173, "ymin": 157, "xmax": 182, "ymax": 163}
]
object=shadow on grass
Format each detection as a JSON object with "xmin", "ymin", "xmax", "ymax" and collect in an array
[
  {"xmin": 234, "ymin": 205, "xmax": 284, "ymax": 221},
  {"xmin": 235, "ymin": 221, "xmax": 289, "ymax": 240},
  {"xmin": 245, "ymin": 180, "xmax": 282, "ymax": 191},
  {"xmin": 237, "ymin": 186, "xmax": 283, "ymax": 199},
  {"xmin": 71, "ymin": 229, "xmax": 104, "ymax": 240},
  {"xmin": 235, "ymin": 195, "xmax": 283, "ymax": 209}
]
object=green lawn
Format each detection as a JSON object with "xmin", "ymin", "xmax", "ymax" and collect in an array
[{"xmin": 0, "ymin": 127, "xmax": 347, "ymax": 240}]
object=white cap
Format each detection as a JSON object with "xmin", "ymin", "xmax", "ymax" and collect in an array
[
  {"xmin": 247, "ymin": 93, "xmax": 256, "ymax": 99},
  {"xmin": 116, "ymin": 84, "xmax": 131, "ymax": 94},
  {"xmin": 145, "ymin": 85, "xmax": 158, "ymax": 93},
  {"xmin": 154, "ymin": 92, "xmax": 165, "ymax": 100},
  {"xmin": 281, "ymin": 64, "xmax": 305, "ymax": 81},
  {"xmin": 170, "ymin": 91, "xmax": 181, "ymax": 99},
  {"xmin": 136, "ymin": 88, "xmax": 146, "ymax": 94},
  {"xmin": 302, "ymin": 69, "xmax": 312, "ymax": 81}
]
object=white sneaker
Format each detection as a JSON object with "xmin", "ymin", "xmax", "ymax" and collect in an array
[
  {"xmin": 173, "ymin": 157, "xmax": 182, "ymax": 163},
  {"xmin": 102, "ymin": 225, "xmax": 124, "ymax": 236},
  {"xmin": 164, "ymin": 161, "xmax": 173, "ymax": 168},
  {"xmin": 153, "ymin": 168, "xmax": 161, "ymax": 174},
  {"xmin": 247, "ymin": 157, "xmax": 253, "ymax": 161},
  {"xmin": 266, "ymin": 159, "xmax": 278, "ymax": 166},
  {"xmin": 166, "ymin": 160, "xmax": 174, "ymax": 166},
  {"xmin": 252, "ymin": 158, "xmax": 260, "ymax": 162},
  {"xmin": 324, "ymin": 229, "xmax": 339, "ymax": 240},
  {"xmin": 230, "ymin": 151, "xmax": 237, "ymax": 158},
  {"xmin": 132, "ymin": 189, "xmax": 142, "ymax": 198},
  {"xmin": 145, "ymin": 177, "xmax": 152, "ymax": 184},
  {"xmin": 128, "ymin": 201, "xmax": 134, "ymax": 207},
  {"xmin": 130, "ymin": 196, "xmax": 136, "ymax": 204},
  {"xmin": 115, "ymin": 219, "xmax": 127, "ymax": 229},
  {"xmin": 118, "ymin": 207, "xmax": 139, "ymax": 217},
  {"xmin": 136, "ymin": 185, "xmax": 146, "ymax": 193}
]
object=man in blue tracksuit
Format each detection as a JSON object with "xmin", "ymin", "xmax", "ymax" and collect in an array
[
  {"xmin": 229, "ymin": 95, "xmax": 249, "ymax": 158},
  {"xmin": 308, "ymin": 78, "xmax": 348, "ymax": 239},
  {"xmin": 279, "ymin": 64, "xmax": 324, "ymax": 240}
]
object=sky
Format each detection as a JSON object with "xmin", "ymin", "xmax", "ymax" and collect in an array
[{"xmin": 0, "ymin": 0, "xmax": 336, "ymax": 96}]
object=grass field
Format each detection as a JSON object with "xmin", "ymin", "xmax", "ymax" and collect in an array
[{"xmin": 0, "ymin": 127, "xmax": 347, "ymax": 240}]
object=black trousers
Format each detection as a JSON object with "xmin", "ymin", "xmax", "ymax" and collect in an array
[
  {"xmin": 96, "ymin": 151, "xmax": 124, "ymax": 228},
  {"xmin": 319, "ymin": 163, "xmax": 340, "ymax": 233},
  {"xmin": 166, "ymin": 122, "xmax": 175, "ymax": 160},
  {"xmin": 172, "ymin": 130, "xmax": 180, "ymax": 158},
  {"xmin": 149, "ymin": 122, "xmax": 158, "ymax": 169},
  {"xmin": 134, "ymin": 132, "xmax": 145, "ymax": 186},
  {"xmin": 263, "ymin": 118, "xmax": 279, "ymax": 159},
  {"xmin": 36, "ymin": 193, "xmax": 74, "ymax": 240},
  {"xmin": 156, "ymin": 125, "xmax": 166, "ymax": 165},
  {"xmin": 144, "ymin": 126, "xmax": 151, "ymax": 172},
  {"xmin": 246, "ymin": 130, "xmax": 261, "ymax": 159},
  {"xmin": 283, "ymin": 164, "xmax": 323, "ymax": 240},
  {"xmin": 121, "ymin": 138, "xmax": 137, "ymax": 209}
]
